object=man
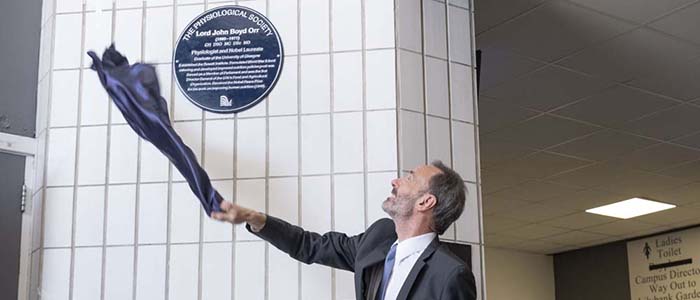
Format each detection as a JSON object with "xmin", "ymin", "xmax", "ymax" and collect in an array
[{"xmin": 212, "ymin": 161, "xmax": 477, "ymax": 300}]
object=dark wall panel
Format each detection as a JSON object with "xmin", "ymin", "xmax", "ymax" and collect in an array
[
  {"xmin": 0, "ymin": 152, "xmax": 26, "ymax": 299},
  {"xmin": 554, "ymin": 241, "xmax": 630, "ymax": 300},
  {"xmin": 0, "ymin": 0, "xmax": 42, "ymax": 137}
]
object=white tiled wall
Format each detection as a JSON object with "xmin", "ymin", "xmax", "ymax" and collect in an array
[
  {"xmin": 32, "ymin": 0, "xmax": 481, "ymax": 299},
  {"xmin": 395, "ymin": 0, "xmax": 485, "ymax": 298}
]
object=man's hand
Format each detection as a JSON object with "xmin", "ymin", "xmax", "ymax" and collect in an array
[{"xmin": 211, "ymin": 201, "xmax": 267, "ymax": 232}]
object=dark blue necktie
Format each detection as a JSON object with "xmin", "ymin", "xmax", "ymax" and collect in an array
[{"xmin": 379, "ymin": 244, "xmax": 397, "ymax": 300}]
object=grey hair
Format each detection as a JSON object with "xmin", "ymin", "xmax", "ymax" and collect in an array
[{"xmin": 427, "ymin": 160, "xmax": 467, "ymax": 235}]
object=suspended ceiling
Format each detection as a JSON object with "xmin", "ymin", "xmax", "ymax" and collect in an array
[{"xmin": 476, "ymin": 0, "xmax": 700, "ymax": 254}]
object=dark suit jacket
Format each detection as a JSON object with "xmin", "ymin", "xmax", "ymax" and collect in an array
[{"xmin": 247, "ymin": 215, "xmax": 477, "ymax": 300}]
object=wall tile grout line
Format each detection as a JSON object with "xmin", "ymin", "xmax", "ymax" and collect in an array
[
  {"xmin": 263, "ymin": 3, "xmax": 271, "ymax": 300},
  {"xmin": 67, "ymin": 3, "xmax": 88, "ymax": 299},
  {"xmin": 35, "ymin": 0, "xmax": 57, "ymax": 297},
  {"xmin": 47, "ymin": 45, "xmax": 399, "ymax": 72},
  {"xmin": 420, "ymin": 0, "xmax": 429, "ymax": 165},
  {"xmin": 396, "ymin": 46, "xmax": 474, "ymax": 67},
  {"xmin": 296, "ymin": 0, "xmax": 303, "ymax": 298},
  {"xmin": 100, "ymin": 3, "xmax": 118, "ymax": 300},
  {"xmin": 361, "ymin": 0, "xmax": 370, "ymax": 235},
  {"xmin": 45, "ymin": 107, "xmax": 412, "ymax": 127},
  {"xmin": 231, "ymin": 0, "xmax": 240, "ymax": 300},
  {"xmin": 163, "ymin": 5, "xmax": 171, "ymax": 295},
  {"xmin": 129, "ymin": 2, "xmax": 156, "ymax": 299},
  {"xmin": 328, "ymin": 0, "xmax": 337, "ymax": 298},
  {"xmin": 392, "ymin": 0, "xmax": 403, "ymax": 183},
  {"xmin": 443, "ymin": 0, "xmax": 457, "ymax": 239},
  {"xmin": 186, "ymin": 2, "xmax": 206, "ymax": 299},
  {"xmin": 232, "ymin": 2, "xmax": 240, "ymax": 300},
  {"xmin": 42, "ymin": 169, "xmax": 408, "ymax": 188},
  {"xmin": 134, "ymin": 3, "xmax": 148, "ymax": 300},
  {"xmin": 198, "ymin": 1, "xmax": 207, "ymax": 294},
  {"xmin": 41, "ymin": 239, "xmax": 282, "ymax": 250}
]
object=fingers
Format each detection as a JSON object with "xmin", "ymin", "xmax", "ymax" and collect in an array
[
  {"xmin": 219, "ymin": 200, "xmax": 233, "ymax": 211},
  {"xmin": 211, "ymin": 212, "xmax": 230, "ymax": 222}
]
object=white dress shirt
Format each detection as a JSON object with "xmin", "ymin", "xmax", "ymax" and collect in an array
[{"xmin": 382, "ymin": 232, "xmax": 437, "ymax": 300}]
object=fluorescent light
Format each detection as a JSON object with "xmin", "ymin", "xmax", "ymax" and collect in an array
[{"xmin": 585, "ymin": 198, "xmax": 675, "ymax": 219}]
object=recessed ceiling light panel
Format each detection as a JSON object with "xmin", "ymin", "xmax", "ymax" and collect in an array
[{"xmin": 585, "ymin": 198, "xmax": 675, "ymax": 219}]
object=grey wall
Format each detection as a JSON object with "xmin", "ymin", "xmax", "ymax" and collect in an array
[
  {"xmin": 0, "ymin": 152, "xmax": 26, "ymax": 300},
  {"xmin": 554, "ymin": 241, "xmax": 630, "ymax": 300},
  {"xmin": 0, "ymin": 0, "xmax": 42, "ymax": 137}
]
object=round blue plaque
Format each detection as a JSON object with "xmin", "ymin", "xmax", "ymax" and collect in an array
[{"xmin": 173, "ymin": 6, "xmax": 284, "ymax": 113}]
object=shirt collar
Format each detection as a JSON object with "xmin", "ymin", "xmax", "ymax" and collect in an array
[{"xmin": 393, "ymin": 232, "xmax": 437, "ymax": 263}]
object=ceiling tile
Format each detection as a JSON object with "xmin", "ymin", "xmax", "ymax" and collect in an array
[
  {"xmin": 482, "ymin": 194, "xmax": 532, "ymax": 216},
  {"xmin": 622, "ymin": 104, "xmax": 700, "ymax": 141},
  {"xmin": 479, "ymin": 136, "xmax": 538, "ymax": 169},
  {"xmin": 574, "ymin": 236, "xmax": 622, "ymax": 250},
  {"xmin": 547, "ymin": 162, "xmax": 638, "ymax": 189},
  {"xmin": 612, "ymin": 143, "xmax": 700, "ymax": 172},
  {"xmin": 647, "ymin": 182, "xmax": 700, "ymax": 206},
  {"xmin": 482, "ymin": 65, "xmax": 612, "ymax": 111},
  {"xmin": 476, "ymin": 1, "xmax": 633, "ymax": 61},
  {"xmin": 494, "ymin": 152, "xmax": 593, "ymax": 179},
  {"xmin": 672, "ymin": 131, "xmax": 700, "ymax": 150},
  {"xmin": 484, "ymin": 215, "xmax": 529, "ymax": 234},
  {"xmin": 628, "ymin": 56, "xmax": 700, "ymax": 101},
  {"xmin": 497, "ymin": 203, "xmax": 577, "ymax": 223},
  {"xmin": 540, "ymin": 230, "xmax": 612, "ymax": 246},
  {"xmin": 568, "ymin": 0, "xmax": 696, "ymax": 24},
  {"xmin": 552, "ymin": 85, "xmax": 680, "ymax": 128},
  {"xmin": 500, "ymin": 224, "xmax": 570, "ymax": 239},
  {"xmin": 480, "ymin": 169, "xmax": 532, "ymax": 194},
  {"xmin": 655, "ymin": 159, "xmax": 700, "ymax": 181},
  {"xmin": 597, "ymin": 170, "xmax": 691, "ymax": 195},
  {"xmin": 620, "ymin": 225, "xmax": 674, "ymax": 240},
  {"xmin": 477, "ymin": 97, "xmax": 540, "ymax": 133},
  {"xmin": 485, "ymin": 115, "xmax": 601, "ymax": 149},
  {"xmin": 477, "ymin": 48, "xmax": 546, "ymax": 90},
  {"xmin": 475, "ymin": 0, "xmax": 700, "ymax": 255},
  {"xmin": 650, "ymin": 2, "xmax": 700, "ymax": 44},
  {"xmin": 537, "ymin": 189, "xmax": 632, "ymax": 211},
  {"xmin": 548, "ymin": 129, "xmax": 658, "ymax": 161},
  {"xmin": 541, "ymin": 212, "xmax": 617, "ymax": 230},
  {"xmin": 586, "ymin": 220, "xmax": 659, "ymax": 236},
  {"xmin": 514, "ymin": 240, "xmax": 571, "ymax": 254},
  {"xmin": 549, "ymin": 244, "xmax": 582, "ymax": 254},
  {"xmin": 668, "ymin": 218, "xmax": 700, "ymax": 228},
  {"xmin": 488, "ymin": 180, "xmax": 583, "ymax": 203},
  {"xmin": 634, "ymin": 206, "xmax": 700, "ymax": 226},
  {"xmin": 558, "ymin": 28, "xmax": 700, "ymax": 82},
  {"xmin": 475, "ymin": 0, "xmax": 546, "ymax": 34},
  {"xmin": 484, "ymin": 234, "xmax": 527, "ymax": 248}
]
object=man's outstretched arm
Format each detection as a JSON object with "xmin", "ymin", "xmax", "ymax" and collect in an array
[{"xmin": 212, "ymin": 201, "xmax": 362, "ymax": 272}]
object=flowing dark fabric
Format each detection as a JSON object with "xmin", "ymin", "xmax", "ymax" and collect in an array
[{"xmin": 87, "ymin": 45, "xmax": 222, "ymax": 216}]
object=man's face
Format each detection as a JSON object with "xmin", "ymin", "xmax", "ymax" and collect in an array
[{"xmin": 382, "ymin": 165, "xmax": 441, "ymax": 219}]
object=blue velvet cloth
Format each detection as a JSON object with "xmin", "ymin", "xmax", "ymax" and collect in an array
[{"xmin": 88, "ymin": 45, "xmax": 222, "ymax": 216}]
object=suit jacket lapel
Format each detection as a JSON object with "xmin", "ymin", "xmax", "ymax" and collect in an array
[{"xmin": 396, "ymin": 237, "xmax": 440, "ymax": 300}]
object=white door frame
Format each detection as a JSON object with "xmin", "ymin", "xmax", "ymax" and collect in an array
[{"xmin": 0, "ymin": 131, "xmax": 38, "ymax": 300}]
